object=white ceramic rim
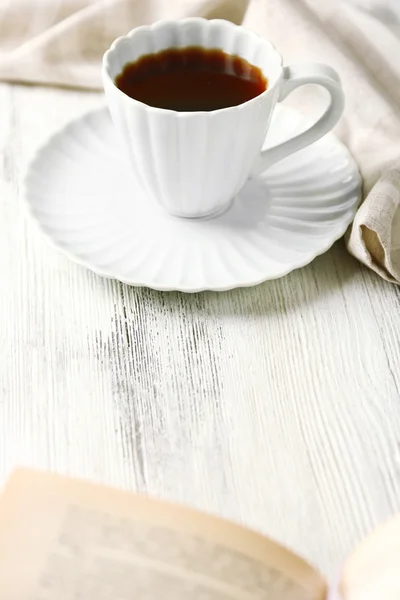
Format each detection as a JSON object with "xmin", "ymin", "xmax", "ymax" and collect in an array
[{"xmin": 101, "ymin": 17, "xmax": 283, "ymax": 117}]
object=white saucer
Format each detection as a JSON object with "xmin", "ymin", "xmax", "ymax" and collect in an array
[{"xmin": 24, "ymin": 105, "xmax": 361, "ymax": 292}]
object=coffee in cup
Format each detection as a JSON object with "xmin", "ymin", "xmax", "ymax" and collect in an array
[
  {"xmin": 115, "ymin": 46, "xmax": 267, "ymax": 112},
  {"xmin": 103, "ymin": 18, "xmax": 344, "ymax": 219}
]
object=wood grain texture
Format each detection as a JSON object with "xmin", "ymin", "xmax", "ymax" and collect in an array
[{"xmin": 1, "ymin": 83, "xmax": 400, "ymax": 584}]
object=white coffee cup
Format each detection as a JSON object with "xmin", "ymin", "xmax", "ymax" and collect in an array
[{"xmin": 102, "ymin": 18, "xmax": 344, "ymax": 219}]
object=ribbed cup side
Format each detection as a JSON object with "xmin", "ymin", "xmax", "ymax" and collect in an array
[{"xmin": 103, "ymin": 18, "xmax": 282, "ymax": 217}]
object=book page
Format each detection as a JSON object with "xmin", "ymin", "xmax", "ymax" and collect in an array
[
  {"xmin": 339, "ymin": 513, "xmax": 400, "ymax": 600},
  {"xmin": 0, "ymin": 469, "xmax": 326, "ymax": 600}
]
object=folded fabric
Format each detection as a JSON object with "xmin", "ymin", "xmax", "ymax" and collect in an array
[{"xmin": 1, "ymin": 0, "xmax": 399, "ymax": 283}]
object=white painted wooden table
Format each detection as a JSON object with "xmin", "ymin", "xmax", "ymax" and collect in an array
[{"xmin": 1, "ymin": 82, "xmax": 400, "ymax": 584}]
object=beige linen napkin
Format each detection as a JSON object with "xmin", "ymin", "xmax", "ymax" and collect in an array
[{"xmin": 1, "ymin": 0, "xmax": 400, "ymax": 283}]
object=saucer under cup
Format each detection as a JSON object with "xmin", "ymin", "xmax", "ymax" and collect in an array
[{"xmin": 24, "ymin": 105, "xmax": 361, "ymax": 292}]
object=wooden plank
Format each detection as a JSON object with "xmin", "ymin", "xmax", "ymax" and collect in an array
[{"xmin": 0, "ymin": 83, "xmax": 400, "ymax": 581}]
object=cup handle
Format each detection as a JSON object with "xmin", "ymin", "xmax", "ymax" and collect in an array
[{"xmin": 252, "ymin": 64, "xmax": 345, "ymax": 175}]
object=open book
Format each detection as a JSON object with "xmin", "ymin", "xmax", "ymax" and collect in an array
[{"xmin": 0, "ymin": 469, "xmax": 398, "ymax": 600}]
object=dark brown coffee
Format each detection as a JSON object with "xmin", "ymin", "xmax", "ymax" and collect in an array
[{"xmin": 115, "ymin": 46, "xmax": 267, "ymax": 112}]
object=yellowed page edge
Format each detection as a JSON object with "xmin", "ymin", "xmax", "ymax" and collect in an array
[{"xmin": 0, "ymin": 468, "xmax": 327, "ymax": 600}]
